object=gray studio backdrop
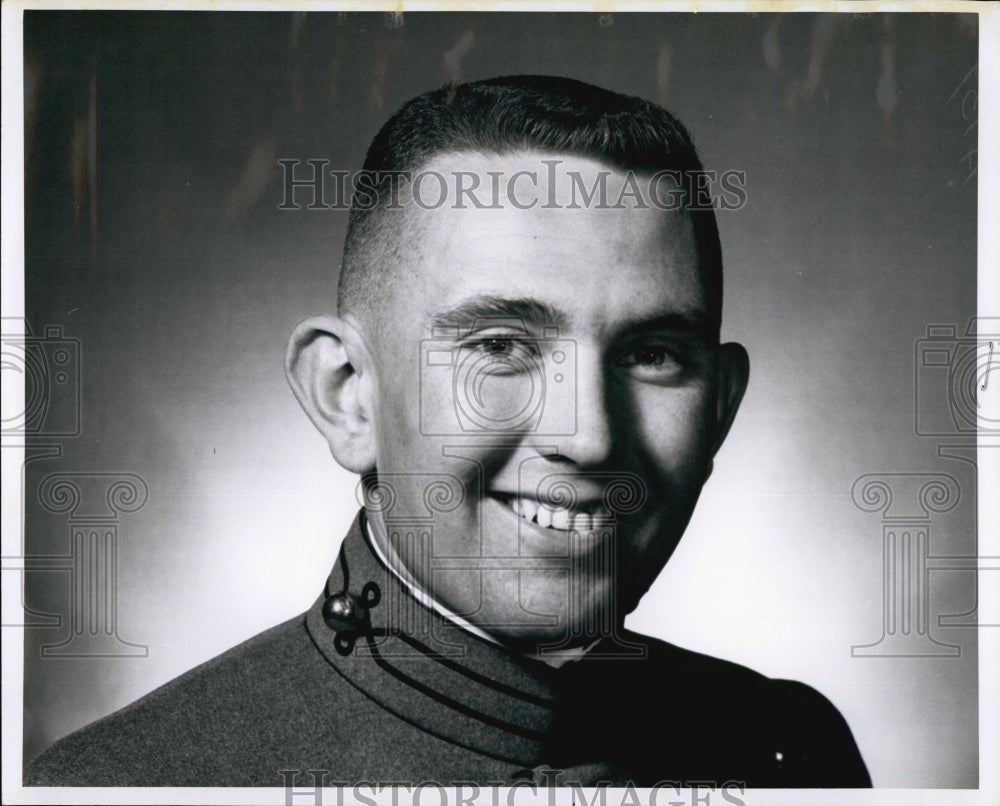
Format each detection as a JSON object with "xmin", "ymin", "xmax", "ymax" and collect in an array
[{"xmin": 20, "ymin": 12, "xmax": 978, "ymax": 787}]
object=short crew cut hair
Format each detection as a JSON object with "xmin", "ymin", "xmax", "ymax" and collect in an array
[{"xmin": 338, "ymin": 75, "xmax": 723, "ymax": 332}]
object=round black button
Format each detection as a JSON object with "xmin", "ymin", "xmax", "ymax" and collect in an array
[{"xmin": 322, "ymin": 592, "xmax": 365, "ymax": 631}]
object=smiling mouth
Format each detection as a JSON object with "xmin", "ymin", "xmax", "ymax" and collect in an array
[{"xmin": 491, "ymin": 493, "xmax": 611, "ymax": 533}]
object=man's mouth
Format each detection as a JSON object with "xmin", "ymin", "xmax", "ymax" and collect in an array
[{"xmin": 491, "ymin": 493, "xmax": 611, "ymax": 533}]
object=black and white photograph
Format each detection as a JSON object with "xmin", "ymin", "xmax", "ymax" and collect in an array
[{"xmin": 2, "ymin": 4, "xmax": 998, "ymax": 805}]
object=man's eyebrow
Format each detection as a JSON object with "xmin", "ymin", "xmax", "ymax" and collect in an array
[
  {"xmin": 623, "ymin": 310, "xmax": 717, "ymax": 342},
  {"xmin": 430, "ymin": 296, "xmax": 567, "ymax": 331}
]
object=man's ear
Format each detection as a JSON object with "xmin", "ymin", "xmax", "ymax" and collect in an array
[
  {"xmin": 285, "ymin": 315, "xmax": 377, "ymax": 474},
  {"xmin": 711, "ymin": 342, "xmax": 750, "ymax": 457}
]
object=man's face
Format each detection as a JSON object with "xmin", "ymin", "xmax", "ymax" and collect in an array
[{"xmin": 359, "ymin": 152, "xmax": 736, "ymax": 651}]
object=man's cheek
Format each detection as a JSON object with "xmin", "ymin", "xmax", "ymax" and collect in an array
[
  {"xmin": 378, "ymin": 385, "xmax": 425, "ymax": 447},
  {"xmin": 650, "ymin": 395, "xmax": 716, "ymax": 457},
  {"xmin": 637, "ymin": 419, "xmax": 707, "ymax": 476}
]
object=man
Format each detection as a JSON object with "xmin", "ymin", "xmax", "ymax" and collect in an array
[{"xmin": 25, "ymin": 75, "xmax": 870, "ymax": 788}]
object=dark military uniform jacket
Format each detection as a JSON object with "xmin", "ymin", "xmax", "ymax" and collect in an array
[{"xmin": 25, "ymin": 511, "xmax": 871, "ymax": 788}]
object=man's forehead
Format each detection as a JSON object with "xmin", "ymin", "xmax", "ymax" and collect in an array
[
  {"xmin": 344, "ymin": 147, "xmax": 713, "ymax": 349},
  {"xmin": 385, "ymin": 191, "xmax": 707, "ymax": 341},
  {"xmin": 398, "ymin": 149, "xmax": 698, "ymax": 260}
]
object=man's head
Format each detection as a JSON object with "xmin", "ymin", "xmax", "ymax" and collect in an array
[{"xmin": 287, "ymin": 76, "xmax": 749, "ymax": 655}]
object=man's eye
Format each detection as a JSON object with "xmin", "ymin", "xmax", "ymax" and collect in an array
[
  {"xmin": 463, "ymin": 336, "xmax": 539, "ymax": 373},
  {"xmin": 628, "ymin": 346, "xmax": 670, "ymax": 366},
  {"xmin": 481, "ymin": 338, "xmax": 514, "ymax": 356},
  {"xmin": 617, "ymin": 343, "xmax": 688, "ymax": 380}
]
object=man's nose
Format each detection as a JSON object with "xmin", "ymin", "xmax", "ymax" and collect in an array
[{"xmin": 545, "ymin": 344, "xmax": 616, "ymax": 467}]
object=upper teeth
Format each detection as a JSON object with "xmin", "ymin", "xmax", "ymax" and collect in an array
[{"xmin": 503, "ymin": 495, "xmax": 610, "ymax": 533}]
